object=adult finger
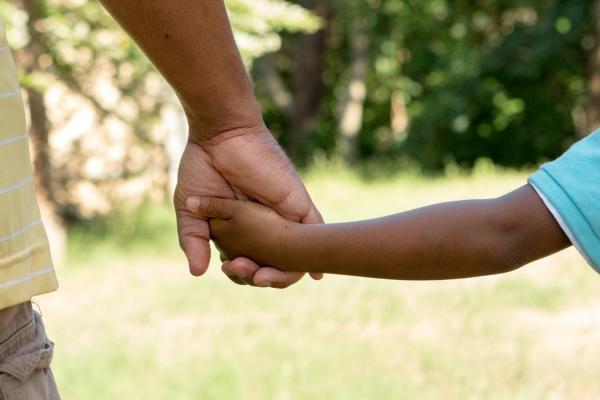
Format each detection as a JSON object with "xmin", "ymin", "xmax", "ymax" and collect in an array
[
  {"xmin": 176, "ymin": 212, "xmax": 212, "ymax": 276},
  {"xmin": 302, "ymin": 203, "xmax": 324, "ymax": 225}
]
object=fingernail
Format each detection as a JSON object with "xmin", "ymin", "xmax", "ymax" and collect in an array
[
  {"xmin": 256, "ymin": 281, "xmax": 271, "ymax": 288},
  {"xmin": 186, "ymin": 197, "xmax": 201, "ymax": 212}
]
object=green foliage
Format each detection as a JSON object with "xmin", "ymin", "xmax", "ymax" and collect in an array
[
  {"xmin": 3, "ymin": 1, "xmax": 596, "ymax": 212},
  {"xmin": 394, "ymin": 0, "xmax": 592, "ymax": 170},
  {"xmin": 66, "ymin": 202, "xmax": 177, "ymax": 264},
  {"xmin": 227, "ymin": 0, "xmax": 320, "ymax": 62},
  {"xmin": 258, "ymin": 0, "xmax": 595, "ymax": 171}
]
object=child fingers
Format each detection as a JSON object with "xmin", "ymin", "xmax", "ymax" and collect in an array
[
  {"xmin": 309, "ymin": 272, "xmax": 324, "ymax": 280},
  {"xmin": 186, "ymin": 196, "xmax": 236, "ymax": 219},
  {"xmin": 223, "ymin": 258, "xmax": 261, "ymax": 286}
]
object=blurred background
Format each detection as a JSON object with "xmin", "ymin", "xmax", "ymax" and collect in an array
[{"xmin": 2, "ymin": 0, "xmax": 600, "ymax": 398}]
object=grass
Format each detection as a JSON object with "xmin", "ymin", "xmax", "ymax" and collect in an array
[{"xmin": 37, "ymin": 167, "xmax": 600, "ymax": 399}]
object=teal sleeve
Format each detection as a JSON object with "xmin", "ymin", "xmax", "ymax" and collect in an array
[{"xmin": 528, "ymin": 129, "xmax": 600, "ymax": 274}]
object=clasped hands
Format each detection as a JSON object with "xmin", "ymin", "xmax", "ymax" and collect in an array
[{"xmin": 173, "ymin": 125, "xmax": 323, "ymax": 288}]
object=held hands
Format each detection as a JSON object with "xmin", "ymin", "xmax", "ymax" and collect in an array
[
  {"xmin": 174, "ymin": 126, "xmax": 323, "ymax": 288},
  {"xmin": 186, "ymin": 197, "xmax": 291, "ymax": 270}
]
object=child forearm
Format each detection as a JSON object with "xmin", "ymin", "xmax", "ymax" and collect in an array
[
  {"xmin": 280, "ymin": 185, "xmax": 570, "ymax": 279},
  {"xmin": 193, "ymin": 184, "xmax": 570, "ymax": 280}
]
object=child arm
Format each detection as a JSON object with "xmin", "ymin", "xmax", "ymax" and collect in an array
[{"xmin": 187, "ymin": 184, "xmax": 570, "ymax": 280}]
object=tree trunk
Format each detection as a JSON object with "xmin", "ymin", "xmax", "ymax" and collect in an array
[
  {"xmin": 20, "ymin": 0, "xmax": 67, "ymax": 264},
  {"xmin": 287, "ymin": 0, "xmax": 331, "ymax": 162},
  {"xmin": 337, "ymin": 17, "xmax": 369, "ymax": 164},
  {"xmin": 255, "ymin": 54, "xmax": 294, "ymax": 119},
  {"xmin": 584, "ymin": 0, "xmax": 600, "ymax": 135}
]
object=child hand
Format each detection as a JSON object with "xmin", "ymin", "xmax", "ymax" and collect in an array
[{"xmin": 186, "ymin": 197, "xmax": 292, "ymax": 269}]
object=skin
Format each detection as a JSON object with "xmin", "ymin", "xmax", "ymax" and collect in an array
[
  {"xmin": 187, "ymin": 185, "xmax": 571, "ymax": 280},
  {"xmin": 98, "ymin": 0, "xmax": 323, "ymax": 287}
]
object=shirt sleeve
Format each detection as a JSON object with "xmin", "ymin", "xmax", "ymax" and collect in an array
[{"xmin": 528, "ymin": 129, "xmax": 600, "ymax": 274}]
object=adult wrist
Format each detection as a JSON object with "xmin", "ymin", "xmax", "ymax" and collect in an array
[{"xmin": 184, "ymin": 99, "xmax": 265, "ymax": 145}]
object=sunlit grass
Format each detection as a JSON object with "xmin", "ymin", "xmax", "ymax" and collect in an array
[{"xmin": 39, "ymin": 167, "xmax": 600, "ymax": 399}]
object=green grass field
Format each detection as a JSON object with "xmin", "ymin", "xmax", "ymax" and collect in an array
[{"xmin": 37, "ymin": 167, "xmax": 600, "ymax": 399}]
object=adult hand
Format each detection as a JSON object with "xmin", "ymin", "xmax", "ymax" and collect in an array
[
  {"xmin": 100, "ymin": 0, "xmax": 321, "ymax": 288},
  {"xmin": 174, "ymin": 125, "xmax": 324, "ymax": 288}
]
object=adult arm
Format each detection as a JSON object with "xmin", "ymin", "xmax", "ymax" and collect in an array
[
  {"xmin": 189, "ymin": 185, "xmax": 571, "ymax": 280},
  {"xmin": 99, "ymin": 0, "xmax": 323, "ymax": 286}
]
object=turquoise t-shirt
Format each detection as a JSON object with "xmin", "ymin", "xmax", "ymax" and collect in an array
[{"xmin": 528, "ymin": 129, "xmax": 600, "ymax": 274}]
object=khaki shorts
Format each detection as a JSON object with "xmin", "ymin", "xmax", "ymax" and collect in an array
[{"xmin": 0, "ymin": 302, "xmax": 59, "ymax": 400}]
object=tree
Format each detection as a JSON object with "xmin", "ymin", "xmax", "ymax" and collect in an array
[
  {"xmin": 584, "ymin": 0, "xmax": 600, "ymax": 134},
  {"xmin": 336, "ymin": 13, "xmax": 370, "ymax": 163}
]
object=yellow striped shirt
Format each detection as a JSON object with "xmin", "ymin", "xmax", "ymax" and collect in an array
[{"xmin": 0, "ymin": 19, "xmax": 58, "ymax": 309}]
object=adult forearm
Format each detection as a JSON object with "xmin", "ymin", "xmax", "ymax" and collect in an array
[
  {"xmin": 282, "ymin": 185, "xmax": 570, "ymax": 279},
  {"xmin": 99, "ymin": 0, "xmax": 262, "ymax": 139}
]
